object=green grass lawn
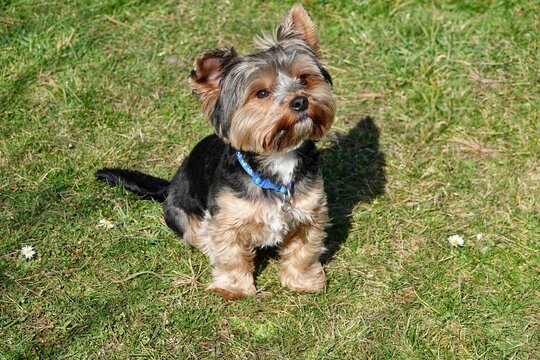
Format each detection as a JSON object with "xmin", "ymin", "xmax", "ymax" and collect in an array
[{"xmin": 1, "ymin": 0, "xmax": 539, "ymax": 358}]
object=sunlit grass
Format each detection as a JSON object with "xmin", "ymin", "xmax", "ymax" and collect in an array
[{"xmin": 1, "ymin": 1, "xmax": 539, "ymax": 358}]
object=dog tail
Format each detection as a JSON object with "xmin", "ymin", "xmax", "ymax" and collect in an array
[{"xmin": 94, "ymin": 168, "xmax": 170, "ymax": 202}]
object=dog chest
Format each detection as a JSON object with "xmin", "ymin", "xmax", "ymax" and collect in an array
[
  {"xmin": 250, "ymin": 198, "xmax": 315, "ymax": 248},
  {"xmin": 256, "ymin": 202, "xmax": 293, "ymax": 247},
  {"xmin": 208, "ymin": 189, "xmax": 320, "ymax": 248}
]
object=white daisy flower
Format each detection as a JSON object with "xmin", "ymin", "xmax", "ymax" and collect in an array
[
  {"xmin": 97, "ymin": 218, "xmax": 116, "ymax": 229},
  {"xmin": 21, "ymin": 245, "xmax": 36, "ymax": 260},
  {"xmin": 448, "ymin": 235, "xmax": 465, "ymax": 247},
  {"xmin": 476, "ymin": 233, "xmax": 484, "ymax": 241}
]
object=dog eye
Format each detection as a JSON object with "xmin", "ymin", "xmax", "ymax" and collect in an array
[
  {"xmin": 256, "ymin": 89, "xmax": 271, "ymax": 99},
  {"xmin": 299, "ymin": 75, "xmax": 308, "ymax": 86}
]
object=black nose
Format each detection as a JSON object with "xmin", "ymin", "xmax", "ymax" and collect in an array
[{"xmin": 289, "ymin": 96, "xmax": 308, "ymax": 112}]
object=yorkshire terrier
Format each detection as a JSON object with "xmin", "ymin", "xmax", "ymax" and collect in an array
[{"xmin": 95, "ymin": 4, "xmax": 336, "ymax": 300}]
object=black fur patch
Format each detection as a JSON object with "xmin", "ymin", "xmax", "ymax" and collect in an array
[
  {"xmin": 319, "ymin": 66, "xmax": 333, "ymax": 86},
  {"xmin": 212, "ymin": 97, "xmax": 229, "ymax": 138}
]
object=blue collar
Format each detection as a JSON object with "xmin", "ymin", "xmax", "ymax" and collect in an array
[{"xmin": 235, "ymin": 150, "xmax": 291, "ymax": 196}]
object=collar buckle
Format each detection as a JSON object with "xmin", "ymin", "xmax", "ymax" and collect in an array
[{"xmin": 281, "ymin": 187, "xmax": 292, "ymax": 212}]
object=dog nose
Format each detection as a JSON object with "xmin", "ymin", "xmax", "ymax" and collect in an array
[{"xmin": 289, "ymin": 96, "xmax": 308, "ymax": 112}]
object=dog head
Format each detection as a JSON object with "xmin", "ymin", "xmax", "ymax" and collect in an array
[{"xmin": 189, "ymin": 4, "xmax": 335, "ymax": 153}]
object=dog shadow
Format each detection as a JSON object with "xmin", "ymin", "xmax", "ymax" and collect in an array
[
  {"xmin": 254, "ymin": 116, "xmax": 387, "ymax": 276},
  {"xmin": 319, "ymin": 116, "xmax": 386, "ymax": 263}
]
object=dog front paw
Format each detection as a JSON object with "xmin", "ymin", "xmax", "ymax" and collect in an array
[
  {"xmin": 279, "ymin": 263, "xmax": 326, "ymax": 293},
  {"xmin": 207, "ymin": 283, "xmax": 257, "ymax": 301}
]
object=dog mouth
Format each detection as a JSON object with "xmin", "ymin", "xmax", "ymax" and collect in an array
[
  {"xmin": 295, "ymin": 114, "xmax": 311, "ymax": 124},
  {"xmin": 272, "ymin": 116, "xmax": 315, "ymax": 150},
  {"xmin": 294, "ymin": 115, "xmax": 313, "ymax": 132}
]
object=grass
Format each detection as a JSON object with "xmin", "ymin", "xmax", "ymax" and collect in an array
[{"xmin": 1, "ymin": 0, "xmax": 539, "ymax": 358}]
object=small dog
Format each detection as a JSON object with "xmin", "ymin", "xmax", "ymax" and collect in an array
[{"xmin": 96, "ymin": 4, "xmax": 336, "ymax": 300}]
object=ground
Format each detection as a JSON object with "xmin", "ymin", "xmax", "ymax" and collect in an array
[{"xmin": 1, "ymin": 1, "xmax": 539, "ymax": 358}]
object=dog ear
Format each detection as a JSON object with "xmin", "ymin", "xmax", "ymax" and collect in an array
[
  {"xmin": 189, "ymin": 47, "xmax": 237, "ymax": 118},
  {"xmin": 278, "ymin": 4, "xmax": 320, "ymax": 57}
]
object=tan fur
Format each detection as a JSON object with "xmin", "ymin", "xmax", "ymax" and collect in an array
[
  {"xmin": 279, "ymin": 179, "xmax": 328, "ymax": 292},
  {"xmin": 186, "ymin": 179, "xmax": 328, "ymax": 299},
  {"xmin": 180, "ymin": 213, "xmax": 203, "ymax": 247}
]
